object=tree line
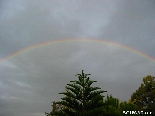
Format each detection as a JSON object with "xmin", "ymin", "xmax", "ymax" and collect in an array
[{"xmin": 45, "ymin": 70, "xmax": 155, "ymax": 116}]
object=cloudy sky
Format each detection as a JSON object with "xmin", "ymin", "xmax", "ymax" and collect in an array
[{"xmin": 0, "ymin": 0, "xmax": 155, "ymax": 116}]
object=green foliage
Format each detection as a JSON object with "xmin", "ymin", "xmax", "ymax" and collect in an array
[
  {"xmin": 103, "ymin": 95, "xmax": 138, "ymax": 116},
  {"xmin": 119, "ymin": 101, "xmax": 137, "ymax": 111},
  {"xmin": 119, "ymin": 101, "xmax": 139, "ymax": 116},
  {"xmin": 45, "ymin": 101, "xmax": 65, "ymax": 116},
  {"xmin": 103, "ymin": 95, "xmax": 120, "ymax": 116},
  {"xmin": 46, "ymin": 70, "xmax": 107, "ymax": 116},
  {"xmin": 46, "ymin": 72, "xmax": 155, "ymax": 116},
  {"xmin": 131, "ymin": 75, "xmax": 155, "ymax": 114}
]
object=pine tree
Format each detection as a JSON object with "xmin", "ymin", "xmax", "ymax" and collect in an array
[{"xmin": 49, "ymin": 70, "xmax": 107, "ymax": 116}]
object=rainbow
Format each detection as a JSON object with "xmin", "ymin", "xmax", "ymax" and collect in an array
[{"xmin": 1, "ymin": 38, "xmax": 155, "ymax": 64}]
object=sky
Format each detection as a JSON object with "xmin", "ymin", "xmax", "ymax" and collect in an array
[{"xmin": 0, "ymin": 0, "xmax": 155, "ymax": 116}]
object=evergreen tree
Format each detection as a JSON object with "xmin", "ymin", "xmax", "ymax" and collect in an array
[{"xmin": 47, "ymin": 70, "xmax": 107, "ymax": 116}]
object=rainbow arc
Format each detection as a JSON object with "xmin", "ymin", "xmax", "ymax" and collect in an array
[{"xmin": 0, "ymin": 39, "xmax": 155, "ymax": 64}]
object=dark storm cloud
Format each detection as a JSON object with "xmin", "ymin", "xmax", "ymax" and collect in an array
[
  {"xmin": 100, "ymin": 0, "xmax": 155, "ymax": 57},
  {"xmin": 0, "ymin": 0, "xmax": 114, "ymax": 58}
]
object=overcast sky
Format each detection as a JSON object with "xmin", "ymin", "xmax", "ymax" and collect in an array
[{"xmin": 0, "ymin": 0, "xmax": 155, "ymax": 116}]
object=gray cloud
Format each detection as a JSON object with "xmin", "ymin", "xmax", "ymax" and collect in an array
[{"xmin": 0, "ymin": 0, "xmax": 155, "ymax": 116}]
